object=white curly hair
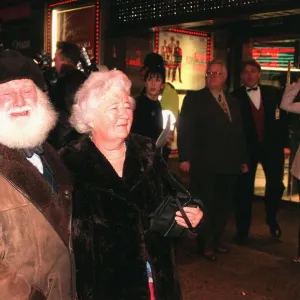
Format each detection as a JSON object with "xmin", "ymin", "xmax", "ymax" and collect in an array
[{"xmin": 70, "ymin": 70, "xmax": 135, "ymax": 133}]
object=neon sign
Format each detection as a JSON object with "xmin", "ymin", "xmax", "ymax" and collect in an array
[{"xmin": 252, "ymin": 46, "xmax": 295, "ymax": 68}]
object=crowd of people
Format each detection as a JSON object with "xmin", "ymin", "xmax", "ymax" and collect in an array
[
  {"xmin": 0, "ymin": 44, "xmax": 202, "ymax": 300},
  {"xmin": 0, "ymin": 40, "xmax": 299, "ymax": 300}
]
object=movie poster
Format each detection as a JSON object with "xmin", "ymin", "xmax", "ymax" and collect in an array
[
  {"xmin": 158, "ymin": 31, "xmax": 208, "ymax": 90},
  {"xmin": 56, "ymin": 5, "xmax": 96, "ymax": 57}
]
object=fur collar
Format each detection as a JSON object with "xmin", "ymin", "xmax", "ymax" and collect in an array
[
  {"xmin": 0, "ymin": 142, "xmax": 73, "ymax": 247},
  {"xmin": 62, "ymin": 134, "xmax": 155, "ymax": 198}
]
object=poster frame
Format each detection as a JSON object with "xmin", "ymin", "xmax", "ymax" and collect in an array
[
  {"xmin": 154, "ymin": 27, "xmax": 212, "ymax": 94},
  {"xmin": 46, "ymin": 0, "xmax": 100, "ymax": 64}
]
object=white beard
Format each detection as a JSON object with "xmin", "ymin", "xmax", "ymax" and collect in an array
[{"xmin": 0, "ymin": 88, "xmax": 58, "ymax": 149}]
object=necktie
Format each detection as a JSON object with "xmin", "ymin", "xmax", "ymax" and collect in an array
[
  {"xmin": 218, "ymin": 94, "xmax": 231, "ymax": 121},
  {"xmin": 246, "ymin": 86, "xmax": 258, "ymax": 92}
]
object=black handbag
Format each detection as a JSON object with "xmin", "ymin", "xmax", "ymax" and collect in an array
[{"xmin": 148, "ymin": 166, "xmax": 204, "ymax": 237}]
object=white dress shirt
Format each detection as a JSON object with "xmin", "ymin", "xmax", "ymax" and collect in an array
[
  {"xmin": 27, "ymin": 153, "xmax": 44, "ymax": 174},
  {"xmin": 246, "ymin": 85, "xmax": 261, "ymax": 109}
]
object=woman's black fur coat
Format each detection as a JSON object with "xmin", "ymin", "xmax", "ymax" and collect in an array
[{"xmin": 61, "ymin": 134, "xmax": 183, "ymax": 300}]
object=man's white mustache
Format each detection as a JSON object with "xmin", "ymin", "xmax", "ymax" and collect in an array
[{"xmin": 8, "ymin": 105, "xmax": 32, "ymax": 115}]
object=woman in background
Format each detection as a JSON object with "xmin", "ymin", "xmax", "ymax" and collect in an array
[{"xmin": 132, "ymin": 67, "xmax": 174, "ymax": 161}]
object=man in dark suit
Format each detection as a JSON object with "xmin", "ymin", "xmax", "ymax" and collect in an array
[
  {"xmin": 232, "ymin": 59, "xmax": 288, "ymax": 244},
  {"xmin": 178, "ymin": 59, "xmax": 248, "ymax": 261},
  {"xmin": 48, "ymin": 41, "xmax": 87, "ymax": 150}
]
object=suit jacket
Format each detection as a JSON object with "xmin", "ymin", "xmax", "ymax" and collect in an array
[
  {"xmin": 0, "ymin": 143, "xmax": 75, "ymax": 300},
  {"xmin": 231, "ymin": 85, "xmax": 288, "ymax": 157},
  {"xmin": 177, "ymin": 87, "xmax": 248, "ymax": 175},
  {"xmin": 48, "ymin": 64, "xmax": 86, "ymax": 150}
]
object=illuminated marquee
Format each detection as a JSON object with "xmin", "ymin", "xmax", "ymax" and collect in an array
[{"xmin": 252, "ymin": 46, "xmax": 295, "ymax": 68}]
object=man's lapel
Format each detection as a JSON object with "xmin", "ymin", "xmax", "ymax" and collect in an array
[
  {"xmin": 224, "ymin": 92, "xmax": 236, "ymax": 121},
  {"xmin": 43, "ymin": 143, "xmax": 73, "ymax": 247},
  {"xmin": 0, "ymin": 143, "xmax": 72, "ymax": 248},
  {"xmin": 239, "ymin": 86, "xmax": 254, "ymax": 116},
  {"xmin": 205, "ymin": 88, "xmax": 231, "ymax": 122},
  {"xmin": 259, "ymin": 84, "xmax": 268, "ymax": 107},
  {"xmin": 259, "ymin": 84, "xmax": 271, "ymax": 123}
]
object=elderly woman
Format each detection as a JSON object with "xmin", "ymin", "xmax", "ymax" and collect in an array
[
  {"xmin": 280, "ymin": 80, "xmax": 300, "ymax": 263},
  {"xmin": 61, "ymin": 70, "xmax": 203, "ymax": 299}
]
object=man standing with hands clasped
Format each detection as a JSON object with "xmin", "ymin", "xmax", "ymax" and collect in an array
[
  {"xmin": 232, "ymin": 59, "xmax": 288, "ymax": 245},
  {"xmin": 178, "ymin": 59, "xmax": 248, "ymax": 261}
]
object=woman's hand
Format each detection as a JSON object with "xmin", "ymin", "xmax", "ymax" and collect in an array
[{"xmin": 175, "ymin": 207, "xmax": 203, "ymax": 228}]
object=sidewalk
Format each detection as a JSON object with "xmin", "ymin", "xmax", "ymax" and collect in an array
[
  {"xmin": 177, "ymin": 201, "xmax": 300, "ymax": 299},
  {"xmin": 168, "ymin": 159, "xmax": 300, "ymax": 300}
]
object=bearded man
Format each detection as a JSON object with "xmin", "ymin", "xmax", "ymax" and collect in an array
[{"xmin": 0, "ymin": 50, "xmax": 75, "ymax": 299}]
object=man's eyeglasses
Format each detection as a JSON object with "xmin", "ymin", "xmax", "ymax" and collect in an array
[{"xmin": 206, "ymin": 71, "xmax": 224, "ymax": 77}]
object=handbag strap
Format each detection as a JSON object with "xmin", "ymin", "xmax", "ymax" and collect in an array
[
  {"xmin": 160, "ymin": 164, "xmax": 192, "ymax": 197},
  {"xmin": 174, "ymin": 197, "xmax": 194, "ymax": 230}
]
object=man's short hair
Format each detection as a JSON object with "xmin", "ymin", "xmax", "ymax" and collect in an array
[
  {"xmin": 56, "ymin": 41, "xmax": 81, "ymax": 66},
  {"xmin": 144, "ymin": 67, "xmax": 166, "ymax": 83},
  {"xmin": 241, "ymin": 59, "xmax": 261, "ymax": 73},
  {"xmin": 206, "ymin": 59, "xmax": 228, "ymax": 75}
]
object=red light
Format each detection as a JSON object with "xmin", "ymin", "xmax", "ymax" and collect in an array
[
  {"xmin": 167, "ymin": 27, "xmax": 207, "ymax": 37},
  {"xmin": 50, "ymin": 0, "xmax": 77, "ymax": 7},
  {"xmin": 94, "ymin": 2, "xmax": 100, "ymax": 64}
]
